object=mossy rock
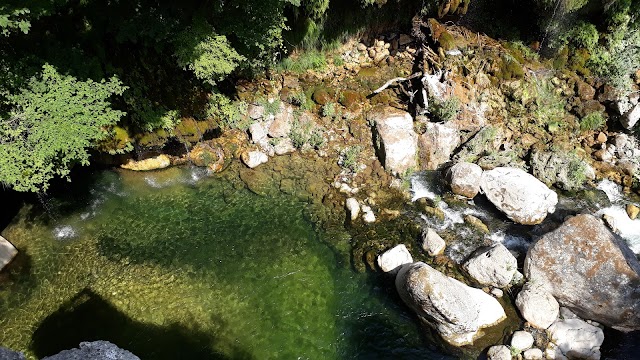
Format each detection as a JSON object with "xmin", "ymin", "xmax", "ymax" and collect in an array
[
  {"xmin": 174, "ymin": 118, "xmax": 215, "ymax": 144},
  {"xmin": 496, "ymin": 56, "xmax": 524, "ymax": 81},
  {"xmin": 98, "ymin": 126, "xmax": 132, "ymax": 154},
  {"xmin": 438, "ymin": 31, "xmax": 456, "ymax": 51},
  {"xmin": 312, "ymin": 88, "xmax": 332, "ymax": 105},
  {"xmin": 339, "ymin": 90, "xmax": 364, "ymax": 110},
  {"xmin": 136, "ymin": 129, "xmax": 169, "ymax": 148}
]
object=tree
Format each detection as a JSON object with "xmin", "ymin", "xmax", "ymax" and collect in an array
[{"xmin": 0, "ymin": 64, "xmax": 126, "ymax": 192}]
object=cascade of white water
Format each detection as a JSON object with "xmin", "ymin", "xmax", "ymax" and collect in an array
[{"xmin": 595, "ymin": 179, "xmax": 640, "ymax": 254}]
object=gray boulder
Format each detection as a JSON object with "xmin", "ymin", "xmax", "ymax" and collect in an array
[
  {"xmin": 418, "ymin": 122, "xmax": 460, "ymax": 170},
  {"xmin": 396, "ymin": 262, "xmax": 506, "ymax": 346},
  {"xmin": 268, "ymin": 103, "xmax": 294, "ymax": 138},
  {"xmin": 1, "ymin": 235, "xmax": 18, "ymax": 271},
  {"xmin": 463, "ymin": 243, "xmax": 517, "ymax": 288},
  {"xmin": 370, "ymin": 106, "xmax": 418, "ymax": 175},
  {"xmin": 524, "ymin": 214, "xmax": 640, "ymax": 331},
  {"xmin": 515, "ymin": 282, "xmax": 559, "ymax": 329},
  {"xmin": 420, "ymin": 228, "xmax": 446, "ymax": 256},
  {"xmin": 530, "ymin": 150, "xmax": 592, "ymax": 191},
  {"xmin": 42, "ymin": 341, "xmax": 140, "ymax": 360},
  {"xmin": 447, "ymin": 162, "xmax": 483, "ymax": 198},
  {"xmin": 511, "ymin": 330, "xmax": 534, "ymax": 351},
  {"xmin": 548, "ymin": 318, "xmax": 604, "ymax": 360},
  {"xmin": 480, "ymin": 167, "xmax": 558, "ymax": 225},
  {"xmin": 0, "ymin": 347, "xmax": 25, "ymax": 360}
]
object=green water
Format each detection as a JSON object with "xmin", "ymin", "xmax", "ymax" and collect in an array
[{"xmin": 0, "ymin": 167, "xmax": 451, "ymax": 359}]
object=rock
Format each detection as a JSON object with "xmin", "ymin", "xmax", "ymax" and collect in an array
[
  {"xmin": 530, "ymin": 151, "xmax": 590, "ymax": 191},
  {"xmin": 395, "ymin": 262, "xmax": 506, "ymax": 346},
  {"xmin": 420, "ymin": 228, "xmax": 446, "ymax": 256},
  {"xmin": 523, "ymin": 348, "xmax": 543, "ymax": 360},
  {"xmin": 369, "ymin": 106, "xmax": 418, "ymax": 176},
  {"xmin": 273, "ymin": 138, "xmax": 296, "ymax": 155},
  {"xmin": 0, "ymin": 235, "xmax": 18, "ymax": 271},
  {"xmin": 377, "ymin": 244, "xmax": 413, "ymax": 273},
  {"xmin": 247, "ymin": 104, "xmax": 265, "ymax": 120},
  {"xmin": 487, "ymin": 345, "xmax": 511, "ymax": 360},
  {"xmin": 490, "ymin": 288, "xmax": 504, "ymax": 298},
  {"xmin": 463, "ymin": 243, "xmax": 517, "ymax": 288},
  {"xmin": 362, "ymin": 210, "xmax": 376, "ymax": 223},
  {"xmin": 548, "ymin": 319, "xmax": 604, "ymax": 360},
  {"xmin": 480, "ymin": 167, "xmax": 558, "ymax": 225},
  {"xmin": 249, "ymin": 122, "xmax": 268, "ymax": 143},
  {"xmin": 121, "ymin": 154, "xmax": 171, "ymax": 171},
  {"xmin": 516, "ymin": 282, "xmax": 559, "ymax": 329},
  {"xmin": 447, "ymin": 162, "xmax": 483, "ymax": 198},
  {"xmin": 627, "ymin": 204, "xmax": 639, "ymax": 220},
  {"xmin": 42, "ymin": 341, "xmax": 140, "ymax": 360},
  {"xmin": 357, "ymin": 43, "xmax": 367, "ymax": 51},
  {"xmin": 399, "ymin": 34, "xmax": 412, "ymax": 46},
  {"xmin": 0, "ymin": 347, "xmax": 25, "ymax": 360},
  {"xmin": 345, "ymin": 198, "xmax": 360, "ymax": 221},
  {"xmin": 312, "ymin": 88, "xmax": 331, "ymax": 105},
  {"xmin": 575, "ymin": 80, "xmax": 596, "ymax": 100},
  {"xmin": 524, "ymin": 214, "xmax": 640, "ymax": 331},
  {"xmin": 621, "ymin": 103, "xmax": 640, "ymax": 130},
  {"xmin": 188, "ymin": 143, "xmax": 225, "ymax": 172},
  {"xmin": 268, "ymin": 104, "xmax": 294, "ymax": 138},
  {"xmin": 464, "ymin": 214, "xmax": 490, "ymax": 234},
  {"xmin": 511, "ymin": 330, "xmax": 534, "ymax": 351},
  {"xmin": 596, "ymin": 132, "xmax": 607, "ymax": 144},
  {"xmin": 418, "ymin": 122, "xmax": 460, "ymax": 170},
  {"xmin": 241, "ymin": 150, "xmax": 269, "ymax": 169}
]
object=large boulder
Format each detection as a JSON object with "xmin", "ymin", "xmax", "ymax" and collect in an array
[
  {"xmin": 447, "ymin": 162, "xmax": 483, "ymax": 198},
  {"xmin": 369, "ymin": 106, "xmax": 418, "ymax": 175},
  {"xmin": 418, "ymin": 122, "xmax": 460, "ymax": 170},
  {"xmin": 0, "ymin": 347, "xmax": 25, "ymax": 360},
  {"xmin": 1, "ymin": 235, "xmax": 18, "ymax": 271},
  {"xmin": 524, "ymin": 214, "xmax": 640, "ymax": 331},
  {"xmin": 515, "ymin": 282, "xmax": 559, "ymax": 329},
  {"xmin": 120, "ymin": 154, "xmax": 171, "ymax": 171},
  {"xmin": 548, "ymin": 318, "xmax": 604, "ymax": 360},
  {"xmin": 42, "ymin": 341, "xmax": 140, "ymax": 360},
  {"xmin": 463, "ymin": 243, "xmax": 517, "ymax": 288},
  {"xmin": 377, "ymin": 244, "xmax": 413, "ymax": 273},
  {"xmin": 395, "ymin": 262, "xmax": 506, "ymax": 346},
  {"xmin": 480, "ymin": 167, "xmax": 558, "ymax": 225}
]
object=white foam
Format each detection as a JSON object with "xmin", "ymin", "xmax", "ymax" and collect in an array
[
  {"xmin": 54, "ymin": 225, "xmax": 76, "ymax": 240},
  {"xmin": 597, "ymin": 179, "xmax": 624, "ymax": 203},
  {"xmin": 489, "ymin": 231, "xmax": 530, "ymax": 252},
  {"xmin": 597, "ymin": 206, "xmax": 640, "ymax": 254},
  {"xmin": 410, "ymin": 175, "xmax": 438, "ymax": 202}
]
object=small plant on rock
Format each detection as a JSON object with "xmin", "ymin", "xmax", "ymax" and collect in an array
[
  {"xmin": 340, "ymin": 146, "xmax": 362, "ymax": 172},
  {"xmin": 429, "ymin": 96, "xmax": 461, "ymax": 122},
  {"xmin": 580, "ymin": 112, "xmax": 606, "ymax": 131}
]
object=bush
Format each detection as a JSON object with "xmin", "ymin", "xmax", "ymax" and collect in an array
[
  {"xmin": 207, "ymin": 92, "xmax": 250, "ymax": 130},
  {"xmin": 570, "ymin": 22, "xmax": 599, "ymax": 51},
  {"xmin": 340, "ymin": 146, "xmax": 362, "ymax": 172},
  {"xmin": 580, "ymin": 112, "xmax": 606, "ymax": 131},
  {"xmin": 277, "ymin": 49, "xmax": 327, "ymax": 73},
  {"xmin": 289, "ymin": 117, "xmax": 325, "ymax": 149},
  {"xmin": 321, "ymin": 102, "xmax": 338, "ymax": 119},
  {"xmin": 429, "ymin": 96, "xmax": 461, "ymax": 122}
]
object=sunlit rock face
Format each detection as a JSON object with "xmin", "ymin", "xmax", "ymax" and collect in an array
[
  {"xmin": 368, "ymin": 106, "xmax": 418, "ymax": 176},
  {"xmin": 524, "ymin": 214, "xmax": 640, "ymax": 331}
]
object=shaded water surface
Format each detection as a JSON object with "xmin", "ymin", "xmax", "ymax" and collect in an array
[{"xmin": 0, "ymin": 168, "xmax": 451, "ymax": 359}]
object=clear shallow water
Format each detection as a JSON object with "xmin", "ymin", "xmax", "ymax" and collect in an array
[{"xmin": 0, "ymin": 167, "xmax": 452, "ymax": 359}]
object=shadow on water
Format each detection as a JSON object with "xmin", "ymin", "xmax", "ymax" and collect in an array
[{"xmin": 31, "ymin": 289, "xmax": 253, "ymax": 360}]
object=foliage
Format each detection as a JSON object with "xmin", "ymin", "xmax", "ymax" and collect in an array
[
  {"xmin": 0, "ymin": 64, "xmax": 126, "ymax": 192},
  {"xmin": 285, "ymin": 91, "xmax": 313, "ymax": 110},
  {"xmin": 290, "ymin": 117, "xmax": 325, "ymax": 149},
  {"xmin": 277, "ymin": 50, "xmax": 327, "ymax": 73},
  {"xmin": 569, "ymin": 22, "xmax": 599, "ymax": 51},
  {"xmin": 579, "ymin": 112, "xmax": 605, "ymax": 131},
  {"xmin": 588, "ymin": 28, "xmax": 640, "ymax": 93},
  {"xmin": 174, "ymin": 20, "xmax": 245, "ymax": 87},
  {"xmin": 322, "ymin": 102, "xmax": 338, "ymax": 119},
  {"xmin": 505, "ymin": 41, "xmax": 540, "ymax": 62},
  {"xmin": 532, "ymin": 80, "xmax": 566, "ymax": 128},
  {"xmin": 258, "ymin": 97, "xmax": 282, "ymax": 116},
  {"xmin": 565, "ymin": 154, "xmax": 588, "ymax": 191},
  {"xmin": 497, "ymin": 54, "xmax": 525, "ymax": 80},
  {"xmin": 429, "ymin": 96, "xmax": 461, "ymax": 122},
  {"xmin": 207, "ymin": 92, "xmax": 250, "ymax": 130},
  {"xmin": 340, "ymin": 145, "xmax": 362, "ymax": 172}
]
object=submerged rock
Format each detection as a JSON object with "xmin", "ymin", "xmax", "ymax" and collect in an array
[
  {"xmin": 377, "ymin": 244, "xmax": 413, "ymax": 273},
  {"xmin": 524, "ymin": 214, "xmax": 640, "ymax": 331},
  {"xmin": 345, "ymin": 198, "xmax": 360, "ymax": 221},
  {"xmin": 395, "ymin": 262, "xmax": 506, "ymax": 346},
  {"xmin": 420, "ymin": 228, "xmax": 446, "ymax": 256},
  {"xmin": 523, "ymin": 348, "xmax": 543, "ymax": 360},
  {"xmin": 480, "ymin": 167, "xmax": 558, "ymax": 225},
  {"xmin": 42, "ymin": 341, "xmax": 140, "ymax": 360},
  {"xmin": 548, "ymin": 318, "xmax": 604, "ymax": 360},
  {"xmin": 515, "ymin": 282, "xmax": 559, "ymax": 329},
  {"xmin": 463, "ymin": 243, "xmax": 517, "ymax": 288},
  {"xmin": 0, "ymin": 235, "xmax": 18, "ymax": 271},
  {"xmin": 369, "ymin": 106, "xmax": 418, "ymax": 176},
  {"xmin": 447, "ymin": 162, "xmax": 483, "ymax": 198},
  {"xmin": 121, "ymin": 154, "xmax": 171, "ymax": 171}
]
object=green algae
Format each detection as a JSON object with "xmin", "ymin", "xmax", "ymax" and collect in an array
[{"xmin": 0, "ymin": 168, "xmax": 451, "ymax": 360}]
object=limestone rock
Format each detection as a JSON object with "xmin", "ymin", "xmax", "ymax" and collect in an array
[
  {"xmin": 395, "ymin": 262, "xmax": 506, "ymax": 346},
  {"xmin": 464, "ymin": 214, "xmax": 490, "ymax": 234},
  {"xmin": 480, "ymin": 167, "xmax": 558, "ymax": 225},
  {"xmin": 447, "ymin": 162, "xmax": 483, "ymax": 198},
  {"xmin": 627, "ymin": 204, "xmax": 639, "ymax": 220},
  {"xmin": 42, "ymin": 341, "xmax": 140, "ymax": 360},
  {"xmin": 511, "ymin": 330, "xmax": 534, "ymax": 351},
  {"xmin": 418, "ymin": 122, "xmax": 460, "ymax": 170},
  {"xmin": 268, "ymin": 103, "xmax": 294, "ymax": 138},
  {"xmin": 0, "ymin": 235, "xmax": 18, "ymax": 271},
  {"xmin": 121, "ymin": 154, "xmax": 171, "ymax": 171},
  {"xmin": 188, "ymin": 143, "xmax": 225, "ymax": 172},
  {"xmin": 247, "ymin": 104, "xmax": 265, "ymax": 120},
  {"xmin": 487, "ymin": 345, "xmax": 511, "ymax": 360},
  {"xmin": 345, "ymin": 198, "xmax": 360, "ymax": 221},
  {"xmin": 621, "ymin": 103, "xmax": 640, "ymax": 130},
  {"xmin": 241, "ymin": 150, "xmax": 269, "ymax": 169},
  {"xmin": 369, "ymin": 106, "xmax": 418, "ymax": 175},
  {"xmin": 548, "ymin": 319, "xmax": 604, "ymax": 360},
  {"xmin": 249, "ymin": 122, "xmax": 268, "ymax": 143},
  {"xmin": 515, "ymin": 282, "xmax": 559, "ymax": 329},
  {"xmin": 524, "ymin": 214, "xmax": 640, "ymax": 331},
  {"xmin": 420, "ymin": 228, "xmax": 446, "ymax": 256},
  {"xmin": 463, "ymin": 243, "xmax": 517, "ymax": 288},
  {"xmin": 523, "ymin": 348, "xmax": 543, "ymax": 360},
  {"xmin": 377, "ymin": 244, "xmax": 413, "ymax": 273},
  {"xmin": 530, "ymin": 150, "xmax": 590, "ymax": 191},
  {"xmin": 273, "ymin": 138, "xmax": 296, "ymax": 155}
]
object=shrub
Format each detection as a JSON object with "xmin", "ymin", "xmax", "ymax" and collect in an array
[
  {"xmin": 258, "ymin": 97, "xmax": 281, "ymax": 116},
  {"xmin": 429, "ymin": 96, "xmax": 461, "ymax": 122},
  {"xmin": 322, "ymin": 102, "xmax": 338, "ymax": 119},
  {"xmin": 340, "ymin": 146, "xmax": 362, "ymax": 172},
  {"xmin": 277, "ymin": 49, "xmax": 327, "ymax": 73},
  {"xmin": 207, "ymin": 92, "xmax": 250, "ymax": 130},
  {"xmin": 580, "ymin": 112, "xmax": 606, "ymax": 131},
  {"xmin": 289, "ymin": 117, "xmax": 325, "ymax": 149}
]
